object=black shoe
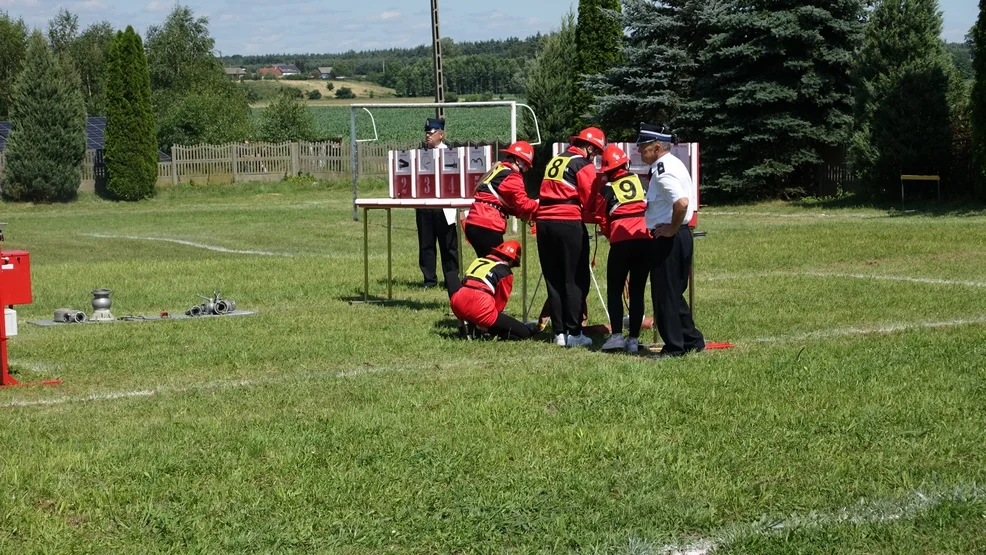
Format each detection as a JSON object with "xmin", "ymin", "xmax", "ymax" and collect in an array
[
  {"xmin": 422, "ymin": 283, "xmax": 437, "ymax": 290},
  {"xmin": 686, "ymin": 345, "xmax": 706, "ymax": 354}
]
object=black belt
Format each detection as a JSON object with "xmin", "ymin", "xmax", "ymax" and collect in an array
[
  {"xmin": 610, "ymin": 211, "xmax": 646, "ymax": 221},
  {"xmin": 539, "ymin": 198, "xmax": 580, "ymax": 207},
  {"xmin": 475, "ymin": 199, "xmax": 507, "ymax": 217}
]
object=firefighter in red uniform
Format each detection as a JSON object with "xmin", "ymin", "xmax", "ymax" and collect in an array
[
  {"xmin": 447, "ymin": 241, "xmax": 532, "ymax": 340},
  {"xmin": 463, "ymin": 141, "xmax": 538, "ymax": 257},
  {"xmin": 536, "ymin": 127, "xmax": 606, "ymax": 348},
  {"xmin": 595, "ymin": 144, "xmax": 651, "ymax": 354}
]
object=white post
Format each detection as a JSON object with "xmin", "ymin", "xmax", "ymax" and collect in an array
[
  {"xmin": 510, "ymin": 101, "xmax": 518, "ymax": 233},
  {"xmin": 351, "ymin": 107, "xmax": 359, "ymax": 221}
]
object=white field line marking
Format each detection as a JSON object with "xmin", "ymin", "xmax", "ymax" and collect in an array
[
  {"xmin": 754, "ymin": 315, "xmax": 986, "ymax": 343},
  {"xmin": 651, "ymin": 486, "xmax": 984, "ymax": 555},
  {"xmin": 701, "ymin": 271, "xmax": 986, "ymax": 289},
  {"xmin": 0, "ymin": 355, "xmax": 560, "ymax": 410},
  {"xmin": 82, "ymin": 233, "xmax": 372, "ymax": 259}
]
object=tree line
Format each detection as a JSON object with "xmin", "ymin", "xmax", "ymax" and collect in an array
[{"xmin": 525, "ymin": 0, "xmax": 980, "ymax": 202}]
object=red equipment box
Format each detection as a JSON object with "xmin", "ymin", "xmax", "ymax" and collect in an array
[{"xmin": 0, "ymin": 250, "xmax": 31, "ymax": 306}]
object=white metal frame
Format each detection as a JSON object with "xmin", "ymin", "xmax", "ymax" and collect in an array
[{"xmin": 348, "ymin": 101, "xmax": 542, "ymax": 221}]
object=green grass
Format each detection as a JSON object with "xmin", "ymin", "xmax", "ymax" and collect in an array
[
  {"xmin": 250, "ymin": 105, "xmax": 515, "ymax": 144},
  {"xmin": 2, "ymin": 182, "xmax": 986, "ymax": 553}
]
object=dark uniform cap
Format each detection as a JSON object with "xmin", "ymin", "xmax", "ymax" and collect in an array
[
  {"xmin": 636, "ymin": 122, "xmax": 675, "ymax": 145},
  {"xmin": 425, "ymin": 118, "xmax": 446, "ymax": 134}
]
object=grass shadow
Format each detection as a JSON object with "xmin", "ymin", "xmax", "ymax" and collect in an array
[{"xmin": 341, "ymin": 295, "xmax": 446, "ymax": 311}]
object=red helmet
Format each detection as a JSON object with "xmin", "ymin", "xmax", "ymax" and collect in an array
[
  {"xmin": 491, "ymin": 240, "xmax": 522, "ymax": 265},
  {"xmin": 600, "ymin": 144, "xmax": 630, "ymax": 173},
  {"xmin": 499, "ymin": 141, "xmax": 535, "ymax": 166},
  {"xmin": 569, "ymin": 127, "xmax": 606, "ymax": 151}
]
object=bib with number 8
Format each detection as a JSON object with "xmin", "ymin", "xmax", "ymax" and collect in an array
[{"xmin": 544, "ymin": 155, "xmax": 575, "ymax": 183}]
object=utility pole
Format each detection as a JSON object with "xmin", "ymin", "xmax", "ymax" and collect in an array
[{"xmin": 430, "ymin": 0, "xmax": 445, "ymax": 119}]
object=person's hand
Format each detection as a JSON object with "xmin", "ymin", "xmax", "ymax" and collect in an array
[{"xmin": 651, "ymin": 224, "xmax": 676, "ymax": 238}]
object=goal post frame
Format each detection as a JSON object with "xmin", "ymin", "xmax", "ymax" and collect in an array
[{"xmin": 348, "ymin": 101, "xmax": 542, "ymax": 221}]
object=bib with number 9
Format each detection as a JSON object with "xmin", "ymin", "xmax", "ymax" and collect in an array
[
  {"xmin": 613, "ymin": 176, "xmax": 645, "ymax": 204},
  {"xmin": 465, "ymin": 258, "xmax": 499, "ymax": 281},
  {"xmin": 544, "ymin": 155, "xmax": 574, "ymax": 183}
]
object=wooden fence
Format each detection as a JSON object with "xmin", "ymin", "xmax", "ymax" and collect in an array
[{"xmin": 0, "ymin": 140, "xmax": 415, "ymax": 192}]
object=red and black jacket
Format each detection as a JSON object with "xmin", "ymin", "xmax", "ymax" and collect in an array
[
  {"xmin": 465, "ymin": 162, "xmax": 538, "ymax": 233},
  {"xmin": 462, "ymin": 254, "xmax": 514, "ymax": 311},
  {"xmin": 536, "ymin": 146, "xmax": 600, "ymax": 222},
  {"xmin": 595, "ymin": 169, "xmax": 650, "ymax": 243}
]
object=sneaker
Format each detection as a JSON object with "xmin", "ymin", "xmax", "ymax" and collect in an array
[
  {"xmin": 601, "ymin": 334, "xmax": 626, "ymax": 351},
  {"xmin": 626, "ymin": 337, "xmax": 639, "ymax": 354},
  {"xmin": 554, "ymin": 333, "xmax": 567, "ymax": 347},
  {"xmin": 565, "ymin": 333, "xmax": 593, "ymax": 348}
]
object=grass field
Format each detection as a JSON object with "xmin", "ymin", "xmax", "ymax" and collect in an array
[
  {"xmin": 250, "ymin": 104, "xmax": 516, "ymax": 143},
  {"xmin": 2, "ymin": 181, "xmax": 986, "ymax": 553}
]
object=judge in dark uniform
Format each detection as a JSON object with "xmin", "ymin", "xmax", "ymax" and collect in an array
[{"xmin": 416, "ymin": 118, "xmax": 460, "ymax": 289}]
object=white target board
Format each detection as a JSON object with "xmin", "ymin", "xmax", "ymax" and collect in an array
[{"xmin": 388, "ymin": 149, "xmax": 415, "ymax": 199}]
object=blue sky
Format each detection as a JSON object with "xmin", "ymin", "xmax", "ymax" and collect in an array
[{"xmin": 0, "ymin": 0, "xmax": 976, "ymax": 55}]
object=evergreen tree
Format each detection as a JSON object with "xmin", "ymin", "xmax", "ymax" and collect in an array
[
  {"xmin": 972, "ymin": 4, "xmax": 986, "ymax": 200},
  {"xmin": 683, "ymin": 0, "xmax": 864, "ymax": 197},
  {"xmin": 104, "ymin": 26, "xmax": 158, "ymax": 201},
  {"xmin": 587, "ymin": 0, "xmax": 702, "ymax": 140},
  {"xmin": 851, "ymin": 0, "xmax": 958, "ymax": 199},
  {"xmin": 257, "ymin": 92, "xmax": 315, "ymax": 143},
  {"xmin": 523, "ymin": 11, "xmax": 577, "ymax": 184},
  {"xmin": 2, "ymin": 32, "xmax": 86, "ymax": 202},
  {"xmin": 0, "ymin": 11, "xmax": 28, "ymax": 119},
  {"xmin": 571, "ymin": 0, "xmax": 623, "ymax": 131}
]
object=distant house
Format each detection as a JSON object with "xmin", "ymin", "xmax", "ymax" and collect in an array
[
  {"xmin": 224, "ymin": 67, "xmax": 247, "ymax": 81},
  {"xmin": 318, "ymin": 67, "xmax": 334, "ymax": 79},
  {"xmin": 258, "ymin": 64, "xmax": 301, "ymax": 78}
]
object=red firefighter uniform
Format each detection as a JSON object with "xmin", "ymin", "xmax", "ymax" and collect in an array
[
  {"xmin": 450, "ymin": 248, "xmax": 516, "ymax": 329},
  {"xmin": 535, "ymin": 145, "xmax": 602, "ymax": 224},
  {"xmin": 465, "ymin": 141, "xmax": 538, "ymax": 234},
  {"xmin": 595, "ymin": 169, "xmax": 650, "ymax": 242}
]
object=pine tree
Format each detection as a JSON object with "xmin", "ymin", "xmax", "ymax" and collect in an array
[
  {"xmin": 104, "ymin": 26, "xmax": 158, "ymax": 201},
  {"xmin": 851, "ymin": 0, "xmax": 958, "ymax": 200},
  {"xmin": 587, "ymin": 0, "xmax": 701, "ymax": 140},
  {"xmin": 256, "ymin": 91, "xmax": 315, "ymax": 143},
  {"xmin": 571, "ymin": 0, "xmax": 623, "ymax": 131},
  {"xmin": 2, "ymin": 31, "xmax": 86, "ymax": 202},
  {"xmin": 972, "ymin": 2, "xmax": 986, "ymax": 200},
  {"xmin": 524, "ymin": 11, "xmax": 578, "ymax": 186},
  {"xmin": 683, "ymin": 0, "xmax": 864, "ymax": 198}
]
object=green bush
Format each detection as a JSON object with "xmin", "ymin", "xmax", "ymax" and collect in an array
[
  {"xmin": 280, "ymin": 86, "xmax": 303, "ymax": 99},
  {"xmin": 335, "ymin": 87, "xmax": 356, "ymax": 99},
  {"xmin": 307, "ymin": 89, "xmax": 322, "ymax": 100},
  {"xmin": 256, "ymin": 91, "xmax": 315, "ymax": 142},
  {"xmin": 326, "ymin": 82, "xmax": 334, "ymax": 91},
  {"xmin": 2, "ymin": 31, "xmax": 85, "ymax": 202},
  {"xmin": 284, "ymin": 73, "xmax": 308, "ymax": 81},
  {"xmin": 104, "ymin": 26, "xmax": 158, "ymax": 201}
]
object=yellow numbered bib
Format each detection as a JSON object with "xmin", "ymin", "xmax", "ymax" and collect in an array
[
  {"xmin": 465, "ymin": 258, "xmax": 499, "ymax": 281},
  {"xmin": 480, "ymin": 165, "xmax": 510, "ymax": 185},
  {"xmin": 543, "ymin": 155, "xmax": 575, "ymax": 183},
  {"xmin": 612, "ymin": 176, "xmax": 645, "ymax": 204}
]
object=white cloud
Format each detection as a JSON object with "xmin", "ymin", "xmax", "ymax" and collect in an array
[
  {"xmin": 378, "ymin": 10, "xmax": 400, "ymax": 21},
  {"xmin": 145, "ymin": 0, "xmax": 166, "ymax": 12},
  {"xmin": 79, "ymin": 0, "xmax": 108, "ymax": 9}
]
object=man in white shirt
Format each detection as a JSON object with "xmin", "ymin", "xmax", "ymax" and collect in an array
[
  {"xmin": 416, "ymin": 117, "xmax": 460, "ymax": 289},
  {"xmin": 638, "ymin": 123, "xmax": 705, "ymax": 357}
]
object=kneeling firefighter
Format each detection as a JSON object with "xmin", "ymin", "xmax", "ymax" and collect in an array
[{"xmin": 446, "ymin": 241, "xmax": 532, "ymax": 340}]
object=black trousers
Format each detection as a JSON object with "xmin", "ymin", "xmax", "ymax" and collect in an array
[
  {"xmin": 416, "ymin": 208, "xmax": 459, "ymax": 287},
  {"xmin": 607, "ymin": 239, "xmax": 651, "ymax": 338},
  {"xmin": 464, "ymin": 224, "xmax": 503, "ymax": 258},
  {"xmin": 445, "ymin": 271, "xmax": 531, "ymax": 341},
  {"xmin": 537, "ymin": 220, "xmax": 589, "ymax": 336},
  {"xmin": 650, "ymin": 227, "xmax": 704, "ymax": 354}
]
